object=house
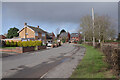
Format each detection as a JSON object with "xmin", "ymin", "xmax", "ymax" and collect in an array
[
  {"xmin": 0, "ymin": 35, "xmax": 6, "ymax": 39},
  {"xmin": 59, "ymin": 32, "xmax": 70, "ymax": 42},
  {"xmin": 18, "ymin": 23, "xmax": 47, "ymax": 44},
  {"xmin": 46, "ymin": 32, "xmax": 55, "ymax": 41},
  {"xmin": 70, "ymin": 33, "xmax": 81, "ymax": 42}
]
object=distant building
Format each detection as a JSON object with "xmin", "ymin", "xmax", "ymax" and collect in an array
[
  {"xmin": 70, "ymin": 33, "xmax": 81, "ymax": 42},
  {"xmin": 0, "ymin": 35, "xmax": 6, "ymax": 39},
  {"xmin": 46, "ymin": 32, "xmax": 55, "ymax": 41},
  {"xmin": 59, "ymin": 32, "xmax": 70, "ymax": 42}
]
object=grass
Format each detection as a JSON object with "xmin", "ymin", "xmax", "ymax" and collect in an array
[
  {"xmin": 71, "ymin": 44, "xmax": 114, "ymax": 78},
  {"xmin": 1, "ymin": 47, "xmax": 16, "ymax": 49}
]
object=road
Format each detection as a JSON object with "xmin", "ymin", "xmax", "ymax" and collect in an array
[{"xmin": 2, "ymin": 44, "xmax": 86, "ymax": 79}]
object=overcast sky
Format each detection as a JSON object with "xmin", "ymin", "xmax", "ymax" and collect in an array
[{"xmin": 2, "ymin": 2, "xmax": 118, "ymax": 35}]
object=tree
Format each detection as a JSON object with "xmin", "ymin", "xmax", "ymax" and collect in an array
[
  {"xmin": 60, "ymin": 29, "xmax": 66, "ymax": 34},
  {"xmin": 79, "ymin": 14, "xmax": 116, "ymax": 43},
  {"xmin": 55, "ymin": 27, "xmax": 60, "ymax": 39},
  {"xmin": 55, "ymin": 27, "xmax": 60, "ymax": 35},
  {"xmin": 7, "ymin": 27, "xmax": 19, "ymax": 38},
  {"xmin": 118, "ymin": 33, "xmax": 120, "ymax": 41}
]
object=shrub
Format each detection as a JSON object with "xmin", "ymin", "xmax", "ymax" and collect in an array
[
  {"xmin": 13, "ymin": 42, "xmax": 17, "ymax": 47},
  {"xmin": 17, "ymin": 41, "xmax": 22, "ymax": 47},
  {"xmin": 6, "ymin": 41, "xmax": 10, "ymax": 47},
  {"xmin": 77, "ymin": 41, "xmax": 82, "ymax": 44},
  {"xmin": 16, "ymin": 40, "xmax": 43, "ymax": 47},
  {"xmin": 35, "ymin": 40, "xmax": 43, "ymax": 46},
  {"xmin": 22, "ymin": 41, "xmax": 28, "ymax": 47},
  {"xmin": 10, "ymin": 40, "xmax": 14, "ymax": 47},
  {"xmin": 62, "ymin": 38, "xmax": 66, "ymax": 43},
  {"xmin": 40, "ymin": 41, "xmax": 43, "ymax": 46}
]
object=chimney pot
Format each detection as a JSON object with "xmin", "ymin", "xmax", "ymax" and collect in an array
[
  {"xmin": 24, "ymin": 23, "xmax": 27, "ymax": 25},
  {"xmin": 37, "ymin": 26, "xmax": 39, "ymax": 28}
]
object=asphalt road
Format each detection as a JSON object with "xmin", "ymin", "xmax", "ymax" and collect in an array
[{"xmin": 2, "ymin": 43, "xmax": 86, "ymax": 79}]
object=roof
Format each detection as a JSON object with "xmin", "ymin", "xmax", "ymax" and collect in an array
[
  {"xmin": 59, "ymin": 32, "xmax": 68, "ymax": 38},
  {"xmin": 0, "ymin": 35, "xmax": 6, "ymax": 39},
  {"xmin": 18, "ymin": 25, "xmax": 47, "ymax": 33},
  {"xmin": 47, "ymin": 33, "xmax": 53, "ymax": 36},
  {"xmin": 71, "ymin": 33, "xmax": 80, "ymax": 37},
  {"xmin": 28, "ymin": 26, "xmax": 47, "ymax": 33}
]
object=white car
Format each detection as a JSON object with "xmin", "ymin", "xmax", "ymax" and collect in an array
[{"xmin": 47, "ymin": 40, "xmax": 53, "ymax": 47}]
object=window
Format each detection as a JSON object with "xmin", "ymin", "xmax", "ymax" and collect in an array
[
  {"xmin": 35, "ymin": 32, "xmax": 38, "ymax": 36},
  {"xmin": 42, "ymin": 33, "xmax": 45, "ymax": 37}
]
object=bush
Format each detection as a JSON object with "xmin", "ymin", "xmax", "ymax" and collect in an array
[
  {"xmin": 14, "ymin": 42, "xmax": 17, "ymax": 47},
  {"xmin": 22, "ymin": 41, "xmax": 28, "ymax": 47},
  {"xmin": 10, "ymin": 40, "xmax": 14, "ymax": 47},
  {"xmin": 7, "ymin": 40, "xmax": 43, "ymax": 47},
  {"xmin": 17, "ymin": 41, "xmax": 22, "ymax": 47},
  {"xmin": 35, "ymin": 41, "xmax": 43, "ymax": 46},
  {"xmin": 6, "ymin": 41, "xmax": 10, "ymax": 47},
  {"xmin": 62, "ymin": 38, "xmax": 66, "ymax": 43},
  {"xmin": 16, "ymin": 40, "xmax": 43, "ymax": 47},
  {"xmin": 77, "ymin": 40, "xmax": 82, "ymax": 44}
]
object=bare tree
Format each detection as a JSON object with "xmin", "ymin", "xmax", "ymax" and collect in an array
[
  {"xmin": 79, "ymin": 14, "xmax": 116, "ymax": 43},
  {"xmin": 55, "ymin": 27, "xmax": 60, "ymax": 35},
  {"xmin": 55, "ymin": 27, "xmax": 60, "ymax": 39}
]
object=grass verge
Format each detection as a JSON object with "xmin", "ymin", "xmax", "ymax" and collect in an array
[
  {"xmin": 1, "ymin": 47, "xmax": 16, "ymax": 49},
  {"xmin": 71, "ymin": 44, "xmax": 114, "ymax": 78}
]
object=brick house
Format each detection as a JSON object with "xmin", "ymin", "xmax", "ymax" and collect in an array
[
  {"xmin": 70, "ymin": 33, "xmax": 81, "ymax": 42},
  {"xmin": 46, "ymin": 32, "xmax": 55, "ymax": 41},
  {"xmin": 18, "ymin": 23, "xmax": 47, "ymax": 44},
  {"xmin": 0, "ymin": 35, "xmax": 6, "ymax": 39},
  {"xmin": 59, "ymin": 32, "xmax": 70, "ymax": 42}
]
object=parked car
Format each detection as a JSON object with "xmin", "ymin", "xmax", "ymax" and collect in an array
[{"xmin": 47, "ymin": 40, "xmax": 53, "ymax": 47}]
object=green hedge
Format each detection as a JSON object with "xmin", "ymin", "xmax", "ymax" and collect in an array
[
  {"xmin": 17, "ymin": 40, "xmax": 43, "ymax": 47},
  {"xmin": 5, "ymin": 40, "xmax": 43, "ymax": 47}
]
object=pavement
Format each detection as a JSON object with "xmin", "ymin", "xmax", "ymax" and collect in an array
[{"xmin": 2, "ymin": 43, "xmax": 86, "ymax": 79}]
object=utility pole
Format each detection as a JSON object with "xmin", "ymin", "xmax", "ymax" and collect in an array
[{"xmin": 92, "ymin": 8, "xmax": 95, "ymax": 47}]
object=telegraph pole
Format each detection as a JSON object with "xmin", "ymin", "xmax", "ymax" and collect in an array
[{"xmin": 92, "ymin": 8, "xmax": 95, "ymax": 47}]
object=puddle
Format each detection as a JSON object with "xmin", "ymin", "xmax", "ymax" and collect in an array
[
  {"xmin": 60, "ymin": 58, "xmax": 70, "ymax": 63},
  {"xmin": 10, "ymin": 68, "xmax": 18, "ymax": 70}
]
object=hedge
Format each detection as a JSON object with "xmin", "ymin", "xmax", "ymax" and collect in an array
[
  {"xmin": 17, "ymin": 40, "xmax": 43, "ymax": 47},
  {"xmin": 5, "ymin": 40, "xmax": 43, "ymax": 47}
]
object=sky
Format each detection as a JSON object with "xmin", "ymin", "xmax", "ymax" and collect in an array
[{"xmin": 2, "ymin": 2, "xmax": 118, "ymax": 35}]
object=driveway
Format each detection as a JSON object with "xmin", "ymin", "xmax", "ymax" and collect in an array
[{"xmin": 2, "ymin": 44, "xmax": 86, "ymax": 79}]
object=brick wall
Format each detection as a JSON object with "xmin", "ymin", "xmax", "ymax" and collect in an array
[{"xmin": 19, "ymin": 27, "xmax": 35, "ymax": 38}]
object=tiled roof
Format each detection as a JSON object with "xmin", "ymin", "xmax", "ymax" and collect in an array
[
  {"xmin": 28, "ymin": 26, "xmax": 47, "ymax": 33},
  {"xmin": 71, "ymin": 33, "xmax": 80, "ymax": 37},
  {"xmin": 59, "ymin": 32, "xmax": 68, "ymax": 37},
  {"xmin": 47, "ymin": 33, "xmax": 53, "ymax": 36}
]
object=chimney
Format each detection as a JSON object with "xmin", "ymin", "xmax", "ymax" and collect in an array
[
  {"xmin": 37, "ymin": 25, "xmax": 39, "ymax": 28},
  {"xmin": 24, "ymin": 22, "xmax": 27, "ymax": 25}
]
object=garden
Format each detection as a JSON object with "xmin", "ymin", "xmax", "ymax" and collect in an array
[{"xmin": 0, "ymin": 40, "xmax": 46, "ymax": 53}]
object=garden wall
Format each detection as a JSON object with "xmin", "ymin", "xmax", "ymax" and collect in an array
[
  {"xmin": 37, "ymin": 46, "xmax": 46, "ymax": 50},
  {"xmin": 0, "ymin": 47, "xmax": 23, "ymax": 53},
  {"xmin": 0, "ymin": 46, "xmax": 46, "ymax": 53}
]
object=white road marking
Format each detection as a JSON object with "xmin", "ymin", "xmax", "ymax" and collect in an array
[{"xmin": 40, "ymin": 72, "xmax": 48, "ymax": 79}]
